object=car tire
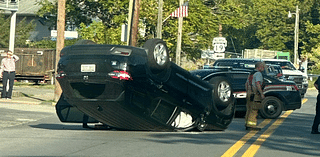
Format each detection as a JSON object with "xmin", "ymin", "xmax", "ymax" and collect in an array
[
  {"xmin": 259, "ymin": 96, "xmax": 282, "ymax": 119},
  {"xmin": 143, "ymin": 38, "xmax": 170, "ymax": 74},
  {"xmin": 209, "ymin": 76, "xmax": 233, "ymax": 109}
]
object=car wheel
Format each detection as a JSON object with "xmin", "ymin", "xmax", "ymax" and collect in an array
[
  {"xmin": 143, "ymin": 38, "xmax": 170, "ymax": 73},
  {"xmin": 210, "ymin": 76, "xmax": 233, "ymax": 109},
  {"xmin": 172, "ymin": 111, "xmax": 197, "ymax": 132},
  {"xmin": 259, "ymin": 96, "xmax": 282, "ymax": 119}
]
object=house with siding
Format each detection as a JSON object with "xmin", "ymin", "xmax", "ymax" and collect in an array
[{"xmin": 0, "ymin": 0, "xmax": 53, "ymax": 41}]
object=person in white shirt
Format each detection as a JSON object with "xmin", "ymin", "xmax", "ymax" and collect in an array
[{"xmin": 1, "ymin": 50, "xmax": 19, "ymax": 99}]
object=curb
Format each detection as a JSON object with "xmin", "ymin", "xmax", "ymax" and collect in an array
[{"xmin": 0, "ymin": 99, "xmax": 41, "ymax": 105}]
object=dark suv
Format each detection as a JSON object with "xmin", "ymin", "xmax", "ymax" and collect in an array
[
  {"xmin": 192, "ymin": 58, "xmax": 301, "ymax": 119},
  {"xmin": 55, "ymin": 39, "xmax": 235, "ymax": 132}
]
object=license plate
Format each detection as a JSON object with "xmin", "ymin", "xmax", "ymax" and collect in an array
[{"xmin": 81, "ymin": 64, "xmax": 96, "ymax": 72}]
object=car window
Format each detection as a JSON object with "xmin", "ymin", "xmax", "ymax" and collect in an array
[
  {"xmin": 214, "ymin": 61, "xmax": 255, "ymax": 70},
  {"xmin": 214, "ymin": 62, "xmax": 235, "ymax": 67},
  {"xmin": 264, "ymin": 61, "xmax": 296, "ymax": 70}
]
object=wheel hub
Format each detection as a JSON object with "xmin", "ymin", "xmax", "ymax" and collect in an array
[
  {"xmin": 154, "ymin": 44, "xmax": 167, "ymax": 66},
  {"xmin": 218, "ymin": 81, "xmax": 231, "ymax": 102},
  {"xmin": 267, "ymin": 105, "xmax": 275, "ymax": 113}
]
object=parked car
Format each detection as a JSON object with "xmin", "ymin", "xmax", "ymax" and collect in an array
[
  {"xmin": 193, "ymin": 58, "xmax": 301, "ymax": 119},
  {"xmin": 55, "ymin": 39, "xmax": 235, "ymax": 132},
  {"xmin": 262, "ymin": 59, "xmax": 308, "ymax": 98}
]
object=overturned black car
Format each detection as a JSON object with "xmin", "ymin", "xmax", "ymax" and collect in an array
[{"xmin": 55, "ymin": 39, "xmax": 235, "ymax": 132}]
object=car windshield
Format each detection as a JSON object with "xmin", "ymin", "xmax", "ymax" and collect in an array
[
  {"xmin": 264, "ymin": 61, "xmax": 296, "ymax": 70},
  {"xmin": 214, "ymin": 61, "xmax": 256, "ymax": 69}
]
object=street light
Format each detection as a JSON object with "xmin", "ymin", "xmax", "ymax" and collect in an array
[{"xmin": 288, "ymin": 5, "xmax": 299, "ymax": 66}]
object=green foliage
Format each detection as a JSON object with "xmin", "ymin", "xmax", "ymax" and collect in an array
[
  {"xmin": 16, "ymin": 18, "xmax": 36, "ymax": 48},
  {"xmin": 0, "ymin": 15, "xmax": 35, "ymax": 48},
  {"xmin": 32, "ymin": 0, "xmax": 320, "ymax": 73},
  {"xmin": 37, "ymin": 0, "xmax": 129, "ymax": 29},
  {"xmin": 28, "ymin": 39, "xmax": 56, "ymax": 48},
  {"xmin": 78, "ymin": 21, "xmax": 107, "ymax": 44},
  {"xmin": 29, "ymin": 39, "xmax": 80, "ymax": 48},
  {"xmin": 139, "ymin": 0, "xmax": 220, "ymax": 59},
  {"xmin": 0, "ymin": 14, "xmax": 10, "ymax": 48}
]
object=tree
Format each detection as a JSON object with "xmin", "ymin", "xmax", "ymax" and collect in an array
[
  {"xmin": 139, "ymin": 0, "xmax": 221, "ymax": 59},
  {"xmin": 0, "ymin": 14, "xmax": 10, "ymax": 48},
  {"xmin": 0, "ymin": 14, "xmax": 35, "ymax": 48},
  {"xmin": 35, "ymin": 0, "xmax": 320, "ymax": 73},
  {"xmin": 210, "ymin": 0, "xmax": 257, "ymax": 53}
]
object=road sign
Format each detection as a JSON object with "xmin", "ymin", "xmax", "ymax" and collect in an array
[{"xmin": 212, "ymin": 37, "xmax": 227, "ymax": 53}]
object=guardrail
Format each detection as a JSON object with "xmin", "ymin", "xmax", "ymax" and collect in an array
[{"xmin": 308, "ymin": 74, "xmax": 319, "ymax": 81}]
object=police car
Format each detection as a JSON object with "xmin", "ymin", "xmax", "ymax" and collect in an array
[{"xmin": 191, "ymin": 58, "xmax": 301, "ymax": 119}]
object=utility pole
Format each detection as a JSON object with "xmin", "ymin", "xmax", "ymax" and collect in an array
[
  {"xmin": 156, "ymin": 0, "xmax": 163, "ymax": 39},
  {"xmin": 175, "ymin": 0, "xmax": 183, "ymax": 66},
  {"xmin": 54, "ymin": 0, "xmax": 66, "ymax": 101},
  {"xmin": 9, "ymin": 11, "xmax": 16, "ymax": 53},
  {"xmin": 127, "ymin": 0, "xmax": 134, "ymax": 46},
  {"xmin": 288, "ymin": 5, "xmax": 299, "ymax": 66},
  {"xmin": 294, "ymin": 5, "xmax": 299, "ymax": 66},
  {"xmin": 131, "ymin": 0, "xmax": 140, "ymax": 47},
  {"xmin": 127, "ymin": 0, "xmax": 140, "ymax": 46}
]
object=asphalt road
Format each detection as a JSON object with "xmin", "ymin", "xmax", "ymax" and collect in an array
[{"xmin": 0, "ymin": 89, "xmax": 319, "ymax": 157}]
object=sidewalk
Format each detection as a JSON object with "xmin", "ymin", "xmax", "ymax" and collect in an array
[{"xmin": 0, "ymin": 85, "xmax": 55, "ymax": 105}]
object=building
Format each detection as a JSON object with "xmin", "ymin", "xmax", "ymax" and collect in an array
[{"xmin": 0, "ymin": 0, "xmax": 53, "ymax": 41}]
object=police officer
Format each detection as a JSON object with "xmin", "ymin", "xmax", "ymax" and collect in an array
[{"xmin": 312, "ymin": 76, "xmax": 320, "ymax": 134}]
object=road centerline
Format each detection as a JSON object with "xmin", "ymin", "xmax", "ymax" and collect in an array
[
  {"xmin": 221, "ymin": 119, "xmax": 272, "ymax": 157},
  {"xmin": 221, "ymin": 98, "xmax": 308, "ymax": 157},
  {"xmin": 241, "ymin": 110, "xmax": 293, "ymax": 157}
]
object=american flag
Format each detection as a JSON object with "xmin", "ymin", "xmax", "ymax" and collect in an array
[{"xmin": 170, "ymin": 1, "xmax": 189, "ymax": 17}]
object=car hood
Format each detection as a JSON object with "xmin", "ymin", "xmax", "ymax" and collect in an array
[{"xmin": 282, "ymin": 69, "xmax": 307, "ymax": 77}]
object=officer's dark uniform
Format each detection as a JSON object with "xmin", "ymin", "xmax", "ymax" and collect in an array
[{"xmin": 312, "ymin": 77, "xmax": 320, "ymax": 134}]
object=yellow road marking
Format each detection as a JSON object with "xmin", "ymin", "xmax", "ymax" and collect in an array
[
  {"xmin": 302, "ymin": 98, "xmax": 308, "ymax": 104},
  {"xmin": 241, "ymin": 110, "xmax": 293, "ymax": 157},
  {"xmin": 221, "ymin": 98, "xmax": 308, "ymax": 157},
  {"xmin": 221, "ymin": 119, "xmax": 271, "ymax": 157}
]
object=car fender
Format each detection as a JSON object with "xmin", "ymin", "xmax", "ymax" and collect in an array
[{"xmin": 263, "ymin": 86, "xmax": 290, "ymax": 110}]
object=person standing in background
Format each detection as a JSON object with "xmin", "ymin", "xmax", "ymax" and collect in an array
[{"xmin": 0, "ymin": 50, "xmax": 19, "ymax": 99}]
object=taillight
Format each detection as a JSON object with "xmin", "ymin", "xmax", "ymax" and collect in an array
[
  {"xmin": 108, "ymin": 70, "xmax": 132, "ymax": 80},
  {"xmin": 56, "ymin": 71, "xmax": 66, "ymax": 79},
  {"xmin": 293, "ymin": 85, "xmax": 299, "ymax": 91}
]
